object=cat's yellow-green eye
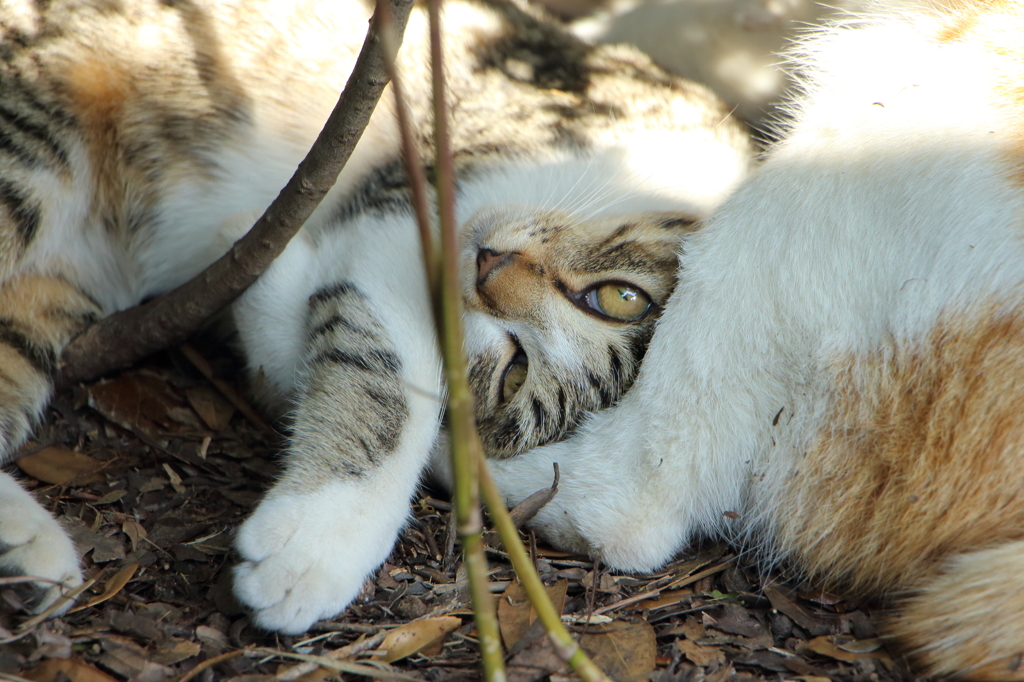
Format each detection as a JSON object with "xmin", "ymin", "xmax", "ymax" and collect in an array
[
  {"xmin": 584, "ymin": 283, "xmax": 651, "ymax": 321},
  {"xmin": 501, "ymin": 349, "xmax": 529, "ymax": 402}
]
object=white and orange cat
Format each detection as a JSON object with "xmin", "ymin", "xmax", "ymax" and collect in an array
[
  {"xmin": 3, "ymin": 0, "xmax": 1022, "ymax": 677},
  {"xmin": 491, "ymin": 0, "xmax": 1024, "ymax": 678}
]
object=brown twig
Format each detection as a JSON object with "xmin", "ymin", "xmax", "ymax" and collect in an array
[
  {"xmin": 60, "ymin": 0, "xmax": 415, "ymax": 384},
  {"xmin": 508, "ymin": 463, "xmax": 560, "ymax": 529}
]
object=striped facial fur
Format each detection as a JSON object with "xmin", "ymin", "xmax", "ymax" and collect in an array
[
  {"xmin": 462, "ymin": 208, "xmax": 689, "ymax": 459},
  {"xmin": 0, "ymin": 0, "xmax": 753, "ymax": 635}
]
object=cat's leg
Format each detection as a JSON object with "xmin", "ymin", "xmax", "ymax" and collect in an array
[
  {"xmin": 488, "ymin": 408, "xmax": 733, "ymax": 571},
  {"xmin": 0, "ymin": 472, "xmax": 82, "ymax": 612},
  {"xmin": 234, "ymin": 279, "xmax": 441, "ymax": 633},
  {"xmin": 893, "ymin": 540, "xmax": 1024, "ymax": 680},
  {"xmin": 0, "ymin": 274, "xmax": 100, "ymax": 612}
]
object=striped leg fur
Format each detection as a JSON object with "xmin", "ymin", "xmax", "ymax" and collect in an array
[
  {"xmin": 0, "ymin": 274, "xmax": 100, "ymax": 613},
  {"xmin": 234, "ymin": 281, "xmax": 442, "ymax": 633}
]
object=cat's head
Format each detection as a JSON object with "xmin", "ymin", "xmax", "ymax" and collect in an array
[{"xmin": 460, "ymin": 206, "xmax": 696, "ymax": 459}]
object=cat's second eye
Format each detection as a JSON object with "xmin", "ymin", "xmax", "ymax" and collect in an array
[
  {"xmin": 501, "ymin": 348, "xmax": 529, "ymax": 402},
  {"xmin": 583, "ymin": 283, "xmax": 652, "ymax": 321}
]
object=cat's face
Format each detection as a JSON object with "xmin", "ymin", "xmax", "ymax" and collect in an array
[{"xmin": 460, "ymin": 206, "xmax": 695, "ymax": 459}]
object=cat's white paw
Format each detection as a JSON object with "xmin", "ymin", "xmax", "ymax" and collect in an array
[
  {"xmin": 0, "ymin": 472, "xmax": 82, "ymax": 614},
  {"xmin": 234, "ymin": 482, "xmax": 408, "ymax": 633}
]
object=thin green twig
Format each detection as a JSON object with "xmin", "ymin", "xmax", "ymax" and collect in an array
[
  {"xmin": 479, "ymin": 461, "xmax": 614, "ymax": 682},
  {"xmin": 382, "ymin": 0, "xmax": 608, "ymax": 677},
  {"xmin": 380, "ymin": 0, "xmax": 504, "ymax": 677},
  {"xmin": 427, "ymin": 1, "xmax": 505, "ymax": 677}
]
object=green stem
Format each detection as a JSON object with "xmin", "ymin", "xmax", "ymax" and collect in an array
[
  {"xmin": 479, "ymin": 461, "xmax": 613, "ymax": 682},
  {"xmin": 427, "ymin": 0, "xmax": 505, "ymax": 679}
]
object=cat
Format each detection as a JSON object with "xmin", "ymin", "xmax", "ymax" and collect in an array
[
  {"xmin": 486, "ymin": 0, "xmax": 1024, "ymax": 678},
  {"xmin": 0, "ymin": 0, "xmax": 751, "ymax": 630}
]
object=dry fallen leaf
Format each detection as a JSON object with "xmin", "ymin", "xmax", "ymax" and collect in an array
[
  {"xmin": 800, "ymin": 635, "xmax": 894, "ymax": 667},
  {"xmin": 186, "ymin": 385, "xmax": 236, "ymax": 431},
  {"xmin": 498, "ymin": 578, "xmax": 568, "ymax": 650},
  {"xmin": 98, "ymin": 636, "xmax": 174, "ymax": 681},
  {"xmin": 677, "ymin": 637, "xmax": 726, "ymax": 668},
  {"xmin": 579, "ymin": 619, "xmax": 657, "ymax": 680},
  {"xmin": 148, "ymin": 639, "xmax": 204, "ymax": 667},
  {"xmin": 836, "ymin": 637, "xmax": 883, "ymax": 653},
  {"xmin": 763, "ymin": 585, "xmax": 830, "ymax": 636},
  {"xmin": 17, "ymin": 446, "xmax": 104, "ymax": 485},
  {"xmin": 374, "ymin": 616, "xmax": 462, "ymax": 663},
  {"xmin": 69, "ymin": 563, "xmax": 139, "ymax": 613},
  {"xmin": 121, "ymin": 520, "xmax": 147, "ymax": 552},
  {"xmin": 22, "ymin": 658, "xmax": 119, "ymax": 682},
  {"xmin": 506, "ymin": 622, "xmax": 570, "ymax": 681},
  {"xmin": 87, "ymin": 371, "xmax": 192, "ymax": 437},
  {"xmin": 94, "ymin": 489, "xmax": 126, "ymax": 505}
]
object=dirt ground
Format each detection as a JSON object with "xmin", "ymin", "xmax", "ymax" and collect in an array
[{"xmin": 0, "ymin": 339, "xmax": 914, "ymax": 682}]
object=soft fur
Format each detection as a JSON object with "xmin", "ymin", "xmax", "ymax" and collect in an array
[
  {"xmin": 490, "ymin": 0, "xmax": 1024, "ymax": 677},
  {"xmin": 0, "ymin": 0, "xmax": 750, "ymax": 630}
]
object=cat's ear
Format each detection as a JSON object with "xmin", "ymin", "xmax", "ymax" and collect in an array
[{"xmin": 647, "ymin": 212, "xmax": 702, "ymax": 233}]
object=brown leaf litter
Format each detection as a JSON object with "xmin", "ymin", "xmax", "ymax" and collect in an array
[{"xmin": 0, "ymin": 340, "xmax": 915, "ymax": 681}]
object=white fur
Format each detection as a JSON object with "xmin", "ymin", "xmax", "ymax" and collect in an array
[
  {"xmin": 0, "ymin": 472, "xmax": 81, "ymax": 613},
  {"xmin": 491, "ymin": 0, "xmax": 1024, "ymax": 569},
  {"xmin": 234, "ymin": 477, "xmax": 417, "ymax": 633}
]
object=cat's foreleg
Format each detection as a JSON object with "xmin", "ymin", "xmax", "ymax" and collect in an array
[
  {"xmin": 234, "ymin": 280, "xmax": 442, "ymax": 633},
  {"xmin": 0, "ymin": 472, "xmax": 82, "ymax": 612},
  {"xmin": 0, "ymin": 275, "xmax": 100, "ymax": 612}
]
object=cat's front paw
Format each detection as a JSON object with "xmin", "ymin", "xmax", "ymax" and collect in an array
[
  {"xmin": 233, "ymin": 483, "xmax": 408, "ymax": 633},
  {"xmin": 0, "ymin": 473, "xmax": 82, "ymax": 614}
]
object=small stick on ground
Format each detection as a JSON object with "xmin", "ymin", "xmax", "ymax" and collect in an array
[
  {"xmin": 508, "ymin": 463, "xmax": 559, "ymax": 529},
  {"xmin": 178, "ymin": 343, "xmax": 278, "ymax": 440}
]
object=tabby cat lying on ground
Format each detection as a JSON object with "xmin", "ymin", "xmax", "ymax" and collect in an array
[
  {"xmin": 0, "ymin": 0, "xmax": 751, "ymax": 632},
  {"xmin": 488, "ymin": 0, "xmax": 1024, "ymax": 678}
]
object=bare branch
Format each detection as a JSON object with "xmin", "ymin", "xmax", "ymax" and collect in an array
[{"xmin": 60, "ymin": 0, "xmax": 414, "ymax": 384}]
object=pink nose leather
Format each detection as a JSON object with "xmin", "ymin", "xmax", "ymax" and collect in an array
[{"xmin": 476, "ymin": 248, "xmax": 513, "ymax": 283}]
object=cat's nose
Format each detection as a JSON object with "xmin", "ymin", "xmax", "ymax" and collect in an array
[{"xmin": 476, "ymin": 248, "xmax": 514, "ymax": 284}]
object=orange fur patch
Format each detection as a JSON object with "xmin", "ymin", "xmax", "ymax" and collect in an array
[
  {"xmin": 778, "ymin": 303, "xmax": 1024, "ymax": 589},
  {"xmin": 776, "ymin": 302, "xmax": 1024, "ymax": 675},
  {"xmin": 65, "ymin": 58, "xmax": 132, "ymax": 130},
  {"xmin": 62, "ymin": 55, "xmax": 135, "ymax": 225},
  {"xmin": 0, "ymin": 274, "xmax": 100, "ymax": 350}
]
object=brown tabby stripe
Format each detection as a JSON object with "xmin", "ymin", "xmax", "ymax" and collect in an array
[
  {"xmin": 309, "ymin": 281, "xmax": 364, "ymax": 304},
  {"xmin": 308, "ymin": 313, "xmax": 375, "ymax": 341},
  {"xmin": 570, "ymin": 241, "xmax": 678, "ymax": 274},
  {"xmin": 0, "ymin": 318, "xmax": 58, "ymax": 378},
  {"xmin": 0, "ymin": 103, "xmax": 69, "ymax": 169},
  {"xmin": 0, "ymin": 179, "xmax": 40, "ymax": 248},
  {"xmin": 302, "ymin": 280, "xmax": 409, "ymax": 469},
  {"xmin": 312, "ymin": 347, "xmax": 401, "ymax": 374},
  {"xmin": 0, "ymin": 125, "xmax": 42, "ymax": 170}
]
